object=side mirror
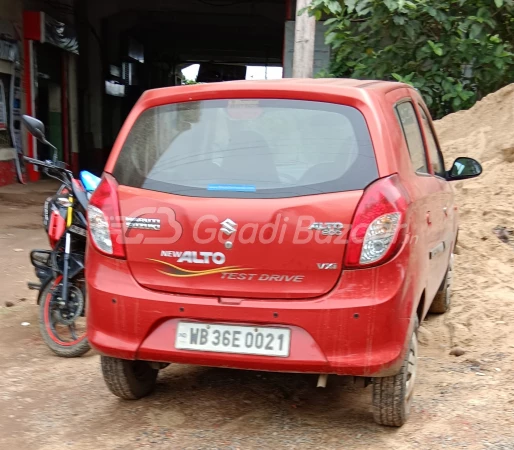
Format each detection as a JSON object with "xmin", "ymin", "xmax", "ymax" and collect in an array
[
  {"xmin": 22, "ymin": 115, "xmax": 57, "ymax": 150},
  {"xmin": 447, "ymin": 157, "xmax": 482, "ymax": 181},
  {"xmin": 22, "ymin": 115, "xmax": 46, "ymax": 142}
]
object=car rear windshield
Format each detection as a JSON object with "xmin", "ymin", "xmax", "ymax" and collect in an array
[{"xmin": 113, "ymin": 99, "xmax": 378, "ymax": 198}]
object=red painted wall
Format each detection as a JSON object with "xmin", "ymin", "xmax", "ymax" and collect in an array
[{"xmin": 0, "ymin": 161, "xmax": 16, "ymax": 187}]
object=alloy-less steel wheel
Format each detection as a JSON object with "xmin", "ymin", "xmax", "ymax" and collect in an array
[{"xmin": 101, "ymin": 356, "xmax": 159, "ymax": 400}]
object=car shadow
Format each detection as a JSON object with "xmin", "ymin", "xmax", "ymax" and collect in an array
[{"xmin": 93, "ymin": 364, "xmax": 406, "ymax": 447}]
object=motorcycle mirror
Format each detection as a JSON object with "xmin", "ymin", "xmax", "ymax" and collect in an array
[{"xmin": 22, "ymin": 115, "xmax": 58, "ymax": 160}]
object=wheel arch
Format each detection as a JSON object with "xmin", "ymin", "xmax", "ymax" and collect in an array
[{"xmin": 416, "ymin": 289, "xmax": 426, "ymax": 323}]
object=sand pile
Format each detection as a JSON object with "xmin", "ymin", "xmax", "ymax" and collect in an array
[{"xmin": 430, "ymin": 85, "xmax": 514, "ymax": 352}]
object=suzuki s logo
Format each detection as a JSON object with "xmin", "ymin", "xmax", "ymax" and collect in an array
[
  {"xmin": 317, "ymin": 263, "xmax": 338, "ymax": 270},
  {"xmin": 220, "ymin": 218, "xmax": 237, "ymax": 236}
]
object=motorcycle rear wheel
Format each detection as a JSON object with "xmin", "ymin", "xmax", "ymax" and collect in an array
[{"xmin": 39, "ymin": 276, "xmax": 90, "ymax": 357}]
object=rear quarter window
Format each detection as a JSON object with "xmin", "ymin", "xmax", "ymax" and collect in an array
[
  {"xmin": 395, "ymin": 101, "xmax": 429, "ymax": 174},
  {"xmin": 113, "ymin": 99, "xmax": 378, "ymax": 198}
]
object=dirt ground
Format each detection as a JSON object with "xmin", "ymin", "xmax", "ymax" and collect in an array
[
  {"xmin": 2, "ymin": 85, "xmax": 514, "ymax": 449},
  {"xmin": 0, "ymin": 185, "xmax": 513, "ymax": 450}
]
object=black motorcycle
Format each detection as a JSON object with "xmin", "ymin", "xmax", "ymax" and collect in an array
[{"xmin": 23, "ymin": 115, "xmax": 99, "ymax": 357}]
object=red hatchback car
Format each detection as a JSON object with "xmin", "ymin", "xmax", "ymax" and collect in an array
[{"xmin": 86, "ymin": 79, "xmax": 481, "ymax": 426}]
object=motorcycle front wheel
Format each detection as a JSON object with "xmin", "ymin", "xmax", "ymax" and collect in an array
[{"xmin": 39, "ymin": 276, "xmax": 90, "ymax": 357}]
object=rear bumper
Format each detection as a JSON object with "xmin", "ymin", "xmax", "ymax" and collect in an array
[{"xmin": 86, "ymin": 245, "xmax": 417, "ymax": 377}]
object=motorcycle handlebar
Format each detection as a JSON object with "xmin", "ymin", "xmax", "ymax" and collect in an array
[
  {"xmin": 24, "ymin": 156, "xmax": 73, "ymax": 186},
  {"xmin": 24, "ymin": 156, "xmax": 68, "ymax": 171}
]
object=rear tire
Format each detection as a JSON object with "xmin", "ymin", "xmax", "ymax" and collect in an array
[
  {"xmin": 372, "ymin": 320, "xmax": 418, "ymax": 427},
  {"xmin": 429, "ymin": 253, "xmax": 454, "ymax": 314},
  {"xmin": 101, "ymin": 356, "xmax": 158, "ymax": 400}
]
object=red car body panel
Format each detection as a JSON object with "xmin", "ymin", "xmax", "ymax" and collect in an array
[
  {"xmin": 118, "ymin": 186, "xmax": 362, "ymax": 299},
  {"xmin": 87, "ymin": 235, "xmax": 417, "ymax": 376},
  {"xmin": 86, "ymin": 79, "xmax": 456, "ymax": 377}
]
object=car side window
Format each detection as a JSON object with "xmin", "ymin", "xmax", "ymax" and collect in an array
[
  {"xmin": 395, "ymin": 102, "xmax": 429, "ymax": 174},
  {"xmin": 418, "ymin": 106, "xmax": 446, "ymax": 177}
]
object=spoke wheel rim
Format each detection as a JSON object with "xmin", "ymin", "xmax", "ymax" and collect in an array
[
  {"xmin": 47, "ymin": 303, "xmax": 87, "ymax": 345},
  {"xmin": 44, "ymin": 280, "xmax": 87, "ymax": 346}
]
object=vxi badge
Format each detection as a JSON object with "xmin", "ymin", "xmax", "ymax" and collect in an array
[{"xmin": 317, "ymin": 263, "xmax": 338, "ymax": 270}]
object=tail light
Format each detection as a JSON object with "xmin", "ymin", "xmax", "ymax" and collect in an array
[
  {"xmin": 87, "ymin": 174, "xmax": 126, "ymax": 258},
  {"xmin": 344, "ymin": 175, "xmax": 410, "ymax": 268}
]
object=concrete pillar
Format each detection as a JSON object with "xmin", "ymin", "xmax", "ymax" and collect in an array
[{"xmin": 292, "ymin": 0, "xmax": 316, "ymax": 78}]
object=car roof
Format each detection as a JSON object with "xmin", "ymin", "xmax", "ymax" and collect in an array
[
  {"xmin": 204, "ymin": 78, "xmax": 399, "ymax": 89},
  {"xmin": 141, "ymin": 78, "xmax": 408, "ymax": 103},
  {"xmin": 106, "ymin": 78, "xmax": 412, "ymax": 174}
]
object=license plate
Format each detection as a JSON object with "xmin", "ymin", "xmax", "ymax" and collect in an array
[{"xmin": 175, "ymin": 322, "xmax": 291, "ymax": 357}]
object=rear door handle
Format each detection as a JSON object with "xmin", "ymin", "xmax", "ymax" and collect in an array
[
  {"xmin": 443, "ymin": 206, "xmax": 448, "ymax": 216},
  {"xmin": 426, "ymin": 212, "xmax": 432, "ymax": 225}
]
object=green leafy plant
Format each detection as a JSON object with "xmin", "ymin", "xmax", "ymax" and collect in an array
[{"xmin": 303, "ymin": 0, "xmax": 514, "ymax": 118}]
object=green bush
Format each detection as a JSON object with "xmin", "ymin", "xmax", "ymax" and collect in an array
[{"xmin": 304, "ymin": 0, "xmax": 514, "ymax": 118}]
